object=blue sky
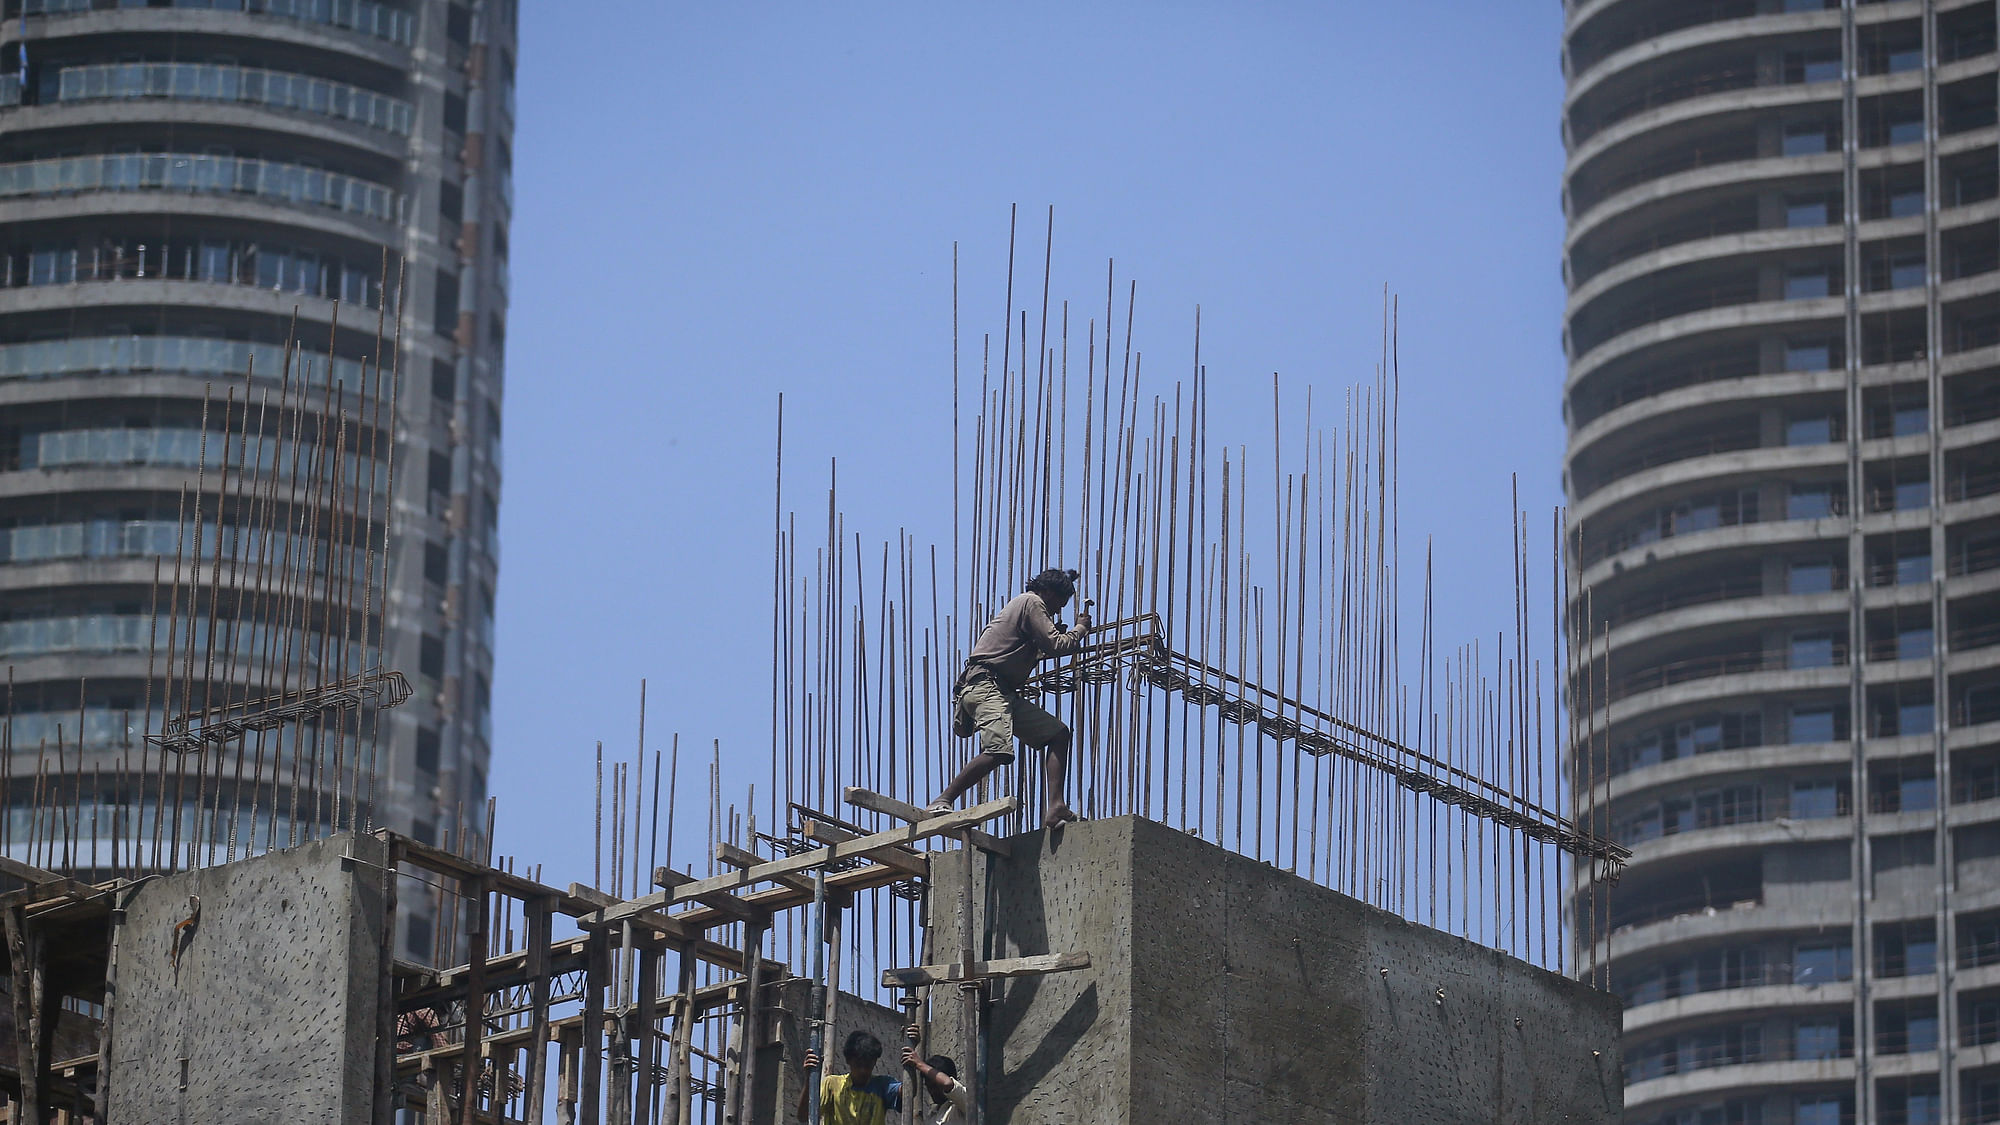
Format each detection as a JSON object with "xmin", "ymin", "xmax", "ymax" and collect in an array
[{"xmin": 491, "ymin": 3, "xmax": 1569, "ymax": 886}]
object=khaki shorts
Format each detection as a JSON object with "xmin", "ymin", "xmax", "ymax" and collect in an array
[{"xmin": 956, "ymin": 675, "xmax": 1066, "ymax": 761}]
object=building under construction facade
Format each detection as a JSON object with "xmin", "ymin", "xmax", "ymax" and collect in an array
[
  {"xmin": 0, "ymin": 0, "xmax": 512, "ymax": 962},
  {"xmin": 1563, "ymin": 1, "xmax": 2000, "ymax": 1122}
]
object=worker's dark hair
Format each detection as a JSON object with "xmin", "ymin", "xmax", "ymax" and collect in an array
[
  {"xmin": 927, "ymin": 1054, "xmax": 958, "ymax": 1078},
  {"xmin": 842, "ymin": 1029, "xmax": 884, "ymax": 1064},
  {"xmin": 1026, "ymin": 568, "xmax": 1080, "ymax": 601}
]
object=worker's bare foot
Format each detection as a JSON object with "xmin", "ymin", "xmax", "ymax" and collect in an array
[
  {"xmin": 1043, "ymin": 802, "xmax": 1081, "ymax": 828},
  {"xmin": 924, "ymin": 798, "xmax": 955, "ymax": 817}
]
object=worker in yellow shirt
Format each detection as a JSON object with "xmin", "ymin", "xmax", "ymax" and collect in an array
[{"xmin": 797, "ymin": 1030, "xmax": 901, "ymax": 1125}]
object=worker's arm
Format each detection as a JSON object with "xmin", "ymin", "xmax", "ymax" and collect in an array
[
  {"xmin": 796, "ymin": 1051, "xmax": 821, "ymax": 1122},
  {"xmin": 1024, "ymin": 598, "xmax": 1088, "ymax": 658}
]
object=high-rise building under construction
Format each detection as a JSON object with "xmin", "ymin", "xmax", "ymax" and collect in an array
[
  {"xmin": 1565, "ymin": 2, "xmax": 2000, "ymax": 1122},
  {"xmin": 0, "ymin": 0, "xmax": 512, "ymax": 960}
]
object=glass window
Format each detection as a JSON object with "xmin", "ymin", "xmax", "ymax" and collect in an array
[
  {"xmin": 1786, "ymin": 340, "xmax": 1833, "ymax": 371},
  {"xmin": 1894, "ymin": 480, "xmax": 1930, "ymax": 510},
  {"xmin": 1900, "ymin": 700, "xmax": 1935, "ymax": 734},
  {"xmin": 1893, "ymin": 405, "xmax": 1927, "ymax": 435},
  {"xmin": 1795, "ymin": 943, "xmax": 1853, "ymax": 984},
  {"xmin": 1897, "ymin": 554, "xmax": 1931, "ymax": 584},
  {"xmin": 1890, "ymin": 256, "xmax": 1926, "ymax": 289},
  {"xmin": 1899, "ymin": 775, "xmax": 1937, "ymax": 811},
  {"xmin": 1793, "ymin": 780, "xmax": 1841, "ymax": 818},
  {"xmin": 1890, "ymin": 119, "xmax": 1926, "ymax": 145},
  {"xmin": 1889, "ymin": 48, "xmax": 1924, "ymax": 73},
  {"xmin": 1907, "ymin": 937, "xmax": 1937, "ymax": 976},
  {"xmin": 1788, "ymin": 199, "xmax": 1830, "ymax": 227},
  {"xmin": 1791, "ymin": 633, "xmax": 1837, "ymax": 668},
  {"xmin": 1787, "ymin": 416, "xmax": 1834, "ymax": 445},
  {"xmin": 1785, "ymin": 125, "xmax": 1832, "ymax": 156},
  {"xmin": 1789, "ymin": 486, "xmax": 1836, "ymax": 519},
  {"xmin": 1796, "ymin": 1020, "xmax": 1842, "ymax": 1060},
  {"xmin": 1796, "ymin": 1098, "xmax": 1844, "ymax": 1125},
  {"xmin": 1786, "ymin": 269, "xmax": 1832, "ymax": 300},
  {"xmin": 1792, "ymin": 708, "xmax": 1838, "ymax": 744},
  {"xmin": 1790, "ymin": 560, "xmax": 1834, "ymax": 593},
  {"xmin": 1891, "ymin": 189, "xmax": 1925, "ymax": 218},
  {"xmin": 1897, "ymin": 628, "xmax": 1933, "ymax": 661}
]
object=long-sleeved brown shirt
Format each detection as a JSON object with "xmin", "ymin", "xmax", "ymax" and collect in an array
[{"xmin": 964, "ymin": 592, "xmax": 1086, "ymax": 691}]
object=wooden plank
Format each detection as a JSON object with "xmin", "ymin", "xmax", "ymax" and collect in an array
[
  {"xmin": 843, "ymin": 788, "xmax": 1012, "ymax": 858},
  {"xmin": 798, "ymin": 822, "xmax": 927, "ymax": 878},
  {"xmin": 564, "ymin": 883, "xmax": 693, "ymax": 941},
  {"xmin": 0, "ymin": 857, "xmax": 65, "ymax": 889},
  {"xmin": 651, "ymin": 867, "xmax": 769, "ymax": 924},
  {"xmin": 714, "ymin": 843, "xmax": 814, "ymax": 893},
  {"xmin": 595, "ymin": 797, "xmax": 1014, "ymax": 927},
  {"xmin": 880, "ymin": 951, "xmax": 1091, "ymax": 989}
]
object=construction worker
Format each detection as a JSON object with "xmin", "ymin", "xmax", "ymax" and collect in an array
[
  {"xmin": 798, "ymin": 1029, "xmax": 901, "ymax": 1125},
  {"xmin": 928, "ymin": 567, "xmax": 1090, "ymax": 828},
  {"xmin": 900, "ymin": 1024, "xmax": 972, "ymax": 1124}
]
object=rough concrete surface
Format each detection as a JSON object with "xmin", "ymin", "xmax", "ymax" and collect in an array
[
  {"xmin": 102, "ymin": 833, "xmax": 387, "ymax": 1124},
  {"xmin": 930, "ymin": 816, "xmax": 1622, "ymax": 1125}
]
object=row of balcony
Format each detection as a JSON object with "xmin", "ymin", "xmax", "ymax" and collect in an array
[{"xmin": 11, "ymin": 0, "xmax": 415, "ymax": 47}]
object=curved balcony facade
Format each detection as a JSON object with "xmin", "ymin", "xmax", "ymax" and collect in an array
[
  {"xmin": 1564, "ymin": 2, "xmax": 2000, "ymax": 1123},
  {"xmin": 0, "ymin": 0, "xmax": 513, "ymax": 961}
]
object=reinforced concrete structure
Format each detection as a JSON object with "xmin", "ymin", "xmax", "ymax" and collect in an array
[
  {"xmin": 1563, "ymin": 2, "xmax": 2000, "ymax": 1122},
  {"xmin": 4, "ymin": 809, "xmax": 1618, "ymax": 1123},
  {"xmin": 0, "ymin": 0, "xmax": 513, "ymax": 962},
  {"xmin": 930, "ymin": 816, "xmax": 1623, "ymax": 1125}
]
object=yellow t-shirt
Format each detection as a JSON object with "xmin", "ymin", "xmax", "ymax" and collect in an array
[{"xmin": 818, "ymin": 1072, "xmax": 903, "ymax": 1125}]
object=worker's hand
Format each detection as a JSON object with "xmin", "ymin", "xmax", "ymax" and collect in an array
[
  {"xmin": 1074, "ymin": 608, "xmax": 1092, "ymax": 630},
  {"xmin": 901, "ymin": 1046, "xmax": 922, "ymax": 1071},
  {"xmin": 802, "ymin": 1049, "xmax": 822, "ymax": 1073},
  {"xmin": 904, "ymin": 1022, "xmax": 921, "ymax": 1043}
]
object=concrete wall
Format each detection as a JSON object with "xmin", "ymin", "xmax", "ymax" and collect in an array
[
  {"xmin": 101, "ymin": 833, "xmax": 387, "ymax": 1124},
  {"xmin": 930, "ymin": 816, "xmax": 1623, "ymax": 1125}
]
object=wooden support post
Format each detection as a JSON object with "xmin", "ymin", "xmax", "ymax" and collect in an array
[
  {"xmin": 633, "ymin": 944, "xmax": 661, "ymax": 1125},
  {"xmin": 426, "ymin": 1057, "xmax": 456, "ymax": 1124},
  {"xmin": 4, "ymin": 907, "xmax": 44, "ymax": 1125},
  {"xmin": 458, "ymin": 875, "xmax": 490, "ymax": 1125},
  {"xmin": 523, "ymin": 896, "xmax": 557, "ymax": 1124},
  {"xmin": 556, "ymin": 1026, "xmax": 582, "ymax": 1125},
  {"xmin": 581, "ymin": 929, "xmax": 609, "ymax": 1125},
  {"xmin": 608, "ymin": 923, "xmax": 635, "ymax": 1125},
  {"xmin": 722, "ymin": 921, "xmax": 766, "ymax": 1125},
  {"xmin": 666, "ymin": 950, "xmax": 698, "ymax": 1125}
]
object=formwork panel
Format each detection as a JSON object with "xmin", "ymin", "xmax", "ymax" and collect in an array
[{"xmin": 102, "ymin": 833, "xmax": 387, "ymax": 1124}]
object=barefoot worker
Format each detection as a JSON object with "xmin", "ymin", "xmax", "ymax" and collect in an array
[{"xmin": 928, "ymin": 567, "xmax": 1091, "ymax": 828}]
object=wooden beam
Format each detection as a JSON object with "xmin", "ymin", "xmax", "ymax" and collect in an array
[
  {"xmin": 798, "ymin": 822, "xmax": 927, "ymax": 878},
  {"xmin": 0, "ymin": 857, "xmax": 65, "ymax": 889},
  {"xmin": 652, "ymin": 867, "xmax": 770, "ymax": 925},
  {"xmin": 594, "ymin": 797, "xmax": 1014, "ymax": 927},
  {"xmin": 843, "ymin": 788, "xmax": 1012, "ymax": 858},
  {"xmin": 880, "ymin": 951, "xmax": 1091, "ymax": 989},
  {"xmin": 564, "ymin": 883, "xmax": 693, "ymax": 941},
  {"xmin": 714, "ymin": 843, "xmax": 816, "ymax": 894}
]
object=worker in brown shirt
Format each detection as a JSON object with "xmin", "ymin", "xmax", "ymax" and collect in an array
[{"xmin": 927, "ymin": 567, "xmax": 1091, "ymax": 827}]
